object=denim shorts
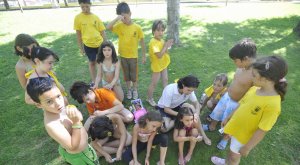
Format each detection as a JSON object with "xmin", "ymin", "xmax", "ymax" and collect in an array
[{"xmin": 84, "ymin": 45, "xmax": 99, "ymax": 62}]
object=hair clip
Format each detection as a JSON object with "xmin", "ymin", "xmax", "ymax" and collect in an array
[
  {"xmin": 279, "ymin": 77, "xmax": 287, "ymax": 83},
  {"xmin": 36, "ymin": 48, "xmax": 40, "ymax": 55},
  {"xmin": 265, "ymin": 61, "xmax": 270, "ymax": 70},
  {"xmin": 107, "ymin": 132, "xmax": 112, "ymax": 137}
]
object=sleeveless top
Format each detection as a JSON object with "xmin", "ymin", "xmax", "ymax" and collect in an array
[{"xmin": 102, "ymin": 63, "xmax": 116, "ymax": 74}]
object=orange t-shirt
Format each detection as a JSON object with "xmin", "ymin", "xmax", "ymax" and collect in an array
[{"xmin": 86, "ymin": 88, "xmax": 116, "ymax": 115}]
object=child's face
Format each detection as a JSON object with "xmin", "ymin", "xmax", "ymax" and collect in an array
[
  {"xmin": 37, "ymin": 86, "xmax": 65, "ymax": 114},
  {"xmin": 213, "ymin": 80, "xmax": 225, "ymax": 93},
  {"xmin": 36, "ymin": 55, "xmax": 55, "ymax": 72},
  {"xmin": 233, "ymin": 59, "xmax": 244, "ymax": 68},
  {"xmin": 121, "ymin": 13, "xmax": 131, "ymax": 25},
  {"xmin": 180, "ymin": 115, "xmax": 194, "ymax": 128},
  {"xmin": 80, "ymin": 3, "xmax": 91, "ymax": 14},
  {"xmin": 82, "ymin": 90, "xmax": 96, "ymax": 104},
  {"xmin": 182, "ymin": 86, "xmax": 196, "ymax": 95},
  {"xmin": 153, "ymin": 26, "xmax": 165, "ymax": 40},
  {"xmin": 103, "ymin": 46, "xmax": 112, "ymax": 58},
  {"xmin": 146, "ymin": 120, "xmax": 162, "ymax": 132}
]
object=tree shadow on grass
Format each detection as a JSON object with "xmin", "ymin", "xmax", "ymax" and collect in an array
[{"xmin": 0, "ymin": 15, "xmax": 299, "ymax": 165}]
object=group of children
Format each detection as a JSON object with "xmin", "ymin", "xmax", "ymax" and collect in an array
[{"xmin": 13, "ymin": 1, "xmax": 289, "ymax": 165}]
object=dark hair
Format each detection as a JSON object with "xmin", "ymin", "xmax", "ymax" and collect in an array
[
  {"xmin": 78, "ymin": 0, "xmax": 91, "ymax": 4},
  {"xmin": 26, "ymin": 77, "xmax": 55, "ymax": 103},
  {"xmin": 14, "ymin": 33, "xmax": 39, "ymax": 59},
  {"xmin": 214, "ymin": 73, "xmax": 228, "ymax": 86},
  {"xmin": 31, "ymin": 47, "xmax": 59, "ymax": 63},
  {"xmin": 116, "ymin": 2, "xmax": 130, "ymax": 15},
  {"xmin": 89, "ymin": 116, "xmax": 114, "ymax": 140},
  {"xmin": 175, "ymin": 107, "xmax": 194, "ymax": 129},
  {"xmin": 177, "ymin": 75, "xmax": 200, "ymax": 89},
  {"xmin": 138, "ymin": 111, "xmax": 162, "ymax": 128},
  {"xmin": 152, "ymin": 20, "xmax": 166, "ymax": 35},
  {"xmin": 229, "ymin": 38, "xmax": 257, "ymax": 60},
  {"xmin": 70, "ymin": 81, "xmax": 91, "ymax": 104},
  {"xmin": 252, "ymin": 55, "xmax": 288, "ymax": 101},
  {"xmin": 96, "ymin": 41, "xmax": 118, "ymax": 64}
]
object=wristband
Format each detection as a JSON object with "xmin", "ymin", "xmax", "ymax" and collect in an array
[{"xmin": 72, "ymin": 122, "xmax": 83, "ymax": 129}]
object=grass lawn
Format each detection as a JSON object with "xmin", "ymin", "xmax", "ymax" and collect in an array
[{"xmin": 0, "ymin": 2, "xmax": 300, "ymax": 165}]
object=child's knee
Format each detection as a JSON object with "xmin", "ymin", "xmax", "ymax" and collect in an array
[
  {"xmin": 178, "ymin": 129, "xmax": 187, "ymax": 137},
  {"xmin": 125, "ymin": 113, "xmax": 134, "ymax": 122},
  {"xmin": 191, "ymin": 128, "xmax": 199, "ymax": 137}
]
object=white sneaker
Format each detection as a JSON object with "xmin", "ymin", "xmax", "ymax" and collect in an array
[
  {"xmin": 147, "ymin": 98, "xmax": 157, "ymax": 107},
  {"xmin": 132, "ymin": 90, "xmax": 138, "ymax": 99},
  {"xmin": 127, "ymin": 90, "xmax": 132, "ymax": 100}
]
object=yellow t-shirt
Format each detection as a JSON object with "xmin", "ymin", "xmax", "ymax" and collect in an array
[
  {"xmin": 112, "ymin": 22, "xmax": 144, "ymax": 58},
  {"xmin": 224, "ymin": 86, "xmax": 281, "ymax": 144},
  {"xmin": 204, "ymin": 85, "xmax": 227, "ymax": 100},
  {"xmin": 74, "ymin": 13, "xmax": 106, "ymax": 48},
  {"xmin": 148, "ymin": 38, "xmax": 170, "ymax": 72}
]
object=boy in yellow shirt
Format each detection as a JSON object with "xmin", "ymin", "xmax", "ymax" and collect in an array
[
  {"xmin": 107, "ymin": 2, "xmax": 146, "ymax": 100},
  {"xmin": 74, "ymin": 0, "xmax": 106, "ymax": 84}
]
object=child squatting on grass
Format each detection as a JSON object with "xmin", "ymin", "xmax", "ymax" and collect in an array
[
  {"xmin": 93, "ymin": 41, "xmax": 124, "ymax": 102},
  {"xmin": 211, "ymin": 55, "xmax": 288, "ymax": 165},
  {"xmin": 24, "ymin": 46, "xmax": 68, "ymax": 106},
  {"xmin": 26, "ymin": 77, "xmax": 99, "ymax": 165},
  {"xmin": 122, "ymin": 111, "xmax": 168, "ymax": 165},
  {"xmin": 89, "ymin": 114, "xmax": 132, "ymax": 163},
  {"xmin": 174, "ymin": 107, "xmax": 207, "ymax": 165}
]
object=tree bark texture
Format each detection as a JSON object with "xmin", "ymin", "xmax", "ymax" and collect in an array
[{"xmin": 167, "ymin": 0, "xmax": 180, "ymax": 45}]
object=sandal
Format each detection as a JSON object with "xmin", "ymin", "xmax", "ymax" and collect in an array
[
  {"xmin": 211, "ymin": 156, "xmax": 226, "ymax": 165},
  {"xmin": 184, "ymin": 154, "xmax": 192, "ymax": 163},
  {"xmin": 217, "ymin": 139, "xmax": 228, "ymax": 150}
]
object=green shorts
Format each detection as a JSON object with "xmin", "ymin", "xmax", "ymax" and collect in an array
[{"xmin": 58, "ymin": 144, "xmax": 99, "ymax": 165}]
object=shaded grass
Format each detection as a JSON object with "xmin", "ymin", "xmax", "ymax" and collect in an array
[{"xmin": 0, "ymin": 6, "xmax": 300, "ymax": 165}]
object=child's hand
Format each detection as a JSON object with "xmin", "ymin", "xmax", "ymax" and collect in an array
[
  {"xmin": 221, "ymin": 118, "xmax": 229, "ymax": 128},
  {"xmin": 239, "ymin": 146, "xmax": 251, "ymax": 156},
  {"xmin": 203, "ymin": 136, "xmax": 212, "ymax": 146},
  {"xmin": 144, "ymin": 159, "xmax": 150, "ymax": 165},
  {"xmin": 104, "ymin": 83, "xmax": 113, "ymax": 90},
  {"xmin": 66, "ymin": 105, "xmax": 82, "ymax": 123},
  {"xmin": 134, "ymin": 160, "xmax": 141, "ymax": 165},
  {"xmin": 116, "ymin": 150, "xmax": 122, "ymax": 161},
  {"xmin": 117, "ymin": 15, "xmax": 124, "ymax": 22},
  {"xmin": 190, "ymin": 136, "xmax": 199, "ymax": 143},
  {"xmin": 94, "ymin": 110, "xmax": 107, "ymax": 116},
  {"xmin": 166, "ymin": 39, "xmax": 174, "ymax": 49},
  {"xmin": 104, "ymin": 154, "xmax": 113, "ymax": 163}
]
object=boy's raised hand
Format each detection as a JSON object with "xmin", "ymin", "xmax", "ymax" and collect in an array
[
  {"xmin": 66, "ymin": 105, "xmax": 82, "ymax": 124},
  {"xmin": 117, "ymin": 15, "xmax": 125, "ymax": 22},
  {"xmin": 166, "ymin": 39, "xmax": 174, "ymax": 49}
]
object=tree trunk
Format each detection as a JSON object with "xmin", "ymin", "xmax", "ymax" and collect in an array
[
  {"xmin": 17, "ymin": 0, "xmax": 23, "ymax": 13},
  {"xmin": 63, "ymin": 0, "xmax": 68, "ymax": 7},
  {"xmin": 3, "ymin": 0, "xmax": 9, "ymax": 10},
  {"xmin": 167, "ymin": 0, "xmax": 180, "ymax": 45}
]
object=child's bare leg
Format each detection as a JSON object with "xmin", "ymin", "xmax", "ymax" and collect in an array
[
  {"xmin": 227, "ymin": 150, "xmax": 241, "ymax": 165},
  {"xmin": 113, "ymin": 84, "xmax": 124, "ymax": 102},
  {"xmin": 89, "ymin": 61, "xmax": 96, "ymax": 83},
  {"xmin": 132, "ymin": 81, "xmax": 138, "ymax": 91},
  {"xmin": 147, "ymin": 72, "xmax": 161, "ymax": 100},
  {"xmin": 178, "ymin": 129, "xmax": 186, "ymax": 164},
  {"xmin": 185, "ymin": 128, "xmax": 199, "ymax": 162},
  {"xmin": 161, "ymin": 117, "xmax": 174, "ymax": 133},
  {"xmin": 160, "ymin": 69, "xmax": 168, "ymax": 88},
  {"xmin": 116, "ymin": 109, "xmax": 134, "ymax": 123},
  {"xmin": 159, "ymin": 146, "xmax": 167, "ymax": 165}
]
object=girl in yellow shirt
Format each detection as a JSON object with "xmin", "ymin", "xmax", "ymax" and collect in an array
[
  {"xmin": 211, "ymin": 56, "xmax": 288, "ymax": 165},
  {"xmin": 147, "ymin": 20, "xmax": 173, "ymax": 106}
]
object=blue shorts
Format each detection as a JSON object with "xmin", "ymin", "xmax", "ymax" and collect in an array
[
  {"xmin": 156, "ymin": 104, "xmax": 183, "ymax": 120},
  {"xmin": 84, "ymin": 45, "xmax": 98, "ymax": 62},
  {"xmin": 209, "ymin": 92, "xmax": 239, "ymax": 122}
]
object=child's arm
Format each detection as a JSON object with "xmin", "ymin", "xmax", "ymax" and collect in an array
[
  {"xmin": 173, "ymin": 129, "xmax": 194, "ymax": 142},
  {"xmin": 155, "ymin": 39, "xmax": 173, "ymax": 58},
  {"xmin": 91, "ymin": 139, "xmax": 113, "ymax": 163},
  {"xmin": 192, "ymin": 100, "xmax": 201, "ymax": 115},
  {"xmin": 239, "ymin": 129, "xmax": 266, "ymax": 156},
  {"xmin": 106, "ymin": 15, "xmax": 123, "ymax": 31},
  {"xmin": 46, "ymin": 106, "xmax": 83, "ymax": 151},
  {"xmin": 75, "ymin": 30, "xmax": 84, "ymax": 55},
  {"xmin": 94, "ymin": 63, "xmax": 103, "ymax": 89},
  {"xmin": 164, "ymin": 107, "xmax": 178, "ymax": 116},
  {"xmin": 101, "ymin": 30, "xmax": 107, "ymax": 41},
  {"xmin": 94, "ymin": 99, "xmax": 124, "ymax": 116},
  {"xmin": 111, "ymin": 114, "xmax": 127, "ymax": 160},
  {"xmin": 131, "ymin": 125, "xmax": 140, "ymax": 164},
  {"xmin": 139, "ymin": 38, "xmax": 146, "ymax": 64},
  {"xmin": 15, "ymin": 64, "xmax": 27, "ymax": 89},
  {"xmin": 195, "ymin": 118, "xmax": 211, "ymax": 145},
  {"xmin": 106, "ymin": 61, "xmax": 121, "ymax": 89},
  {"xmin": 145, "ymin": 131, "xmax": 156, "ymax": 165}
]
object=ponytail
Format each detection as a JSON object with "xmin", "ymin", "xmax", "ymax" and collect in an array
[{"xmin": 274, "ymin": 78, "xmax": 288, "ymax": 101}]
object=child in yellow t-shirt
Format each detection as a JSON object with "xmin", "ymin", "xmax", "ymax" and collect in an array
[
  {"xmin": 146, "ymin": 20, "xmax": 173, "ymax": 106},
  {"xmin": 74, "ymin": 0, "xmax": 106, "ymax": 83},
  {"xmin": 211, "ymin": 56, "xmax": 288, "ymax": 165},
  {"xmin": 106, "ymin": 2, "xmax": 146, "ymax": 100}
]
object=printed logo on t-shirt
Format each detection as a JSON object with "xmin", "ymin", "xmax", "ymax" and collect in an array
[
  {"xmin": 133, "ymin": 31, "xmax": 137, "ymax": 38},
  {"xmin": 251, "ymin": 106, "xmax": 261, "ymax": 115}
]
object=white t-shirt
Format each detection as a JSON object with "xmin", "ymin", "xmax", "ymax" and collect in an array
[{"xmin": 157, "ymin": 83, "xmax": 198, "ymax": 109}]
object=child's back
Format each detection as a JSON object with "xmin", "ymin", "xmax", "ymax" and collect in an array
[{"xmin": 228, "ymin": 68, "xmax": 253, "ymax": 101}]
